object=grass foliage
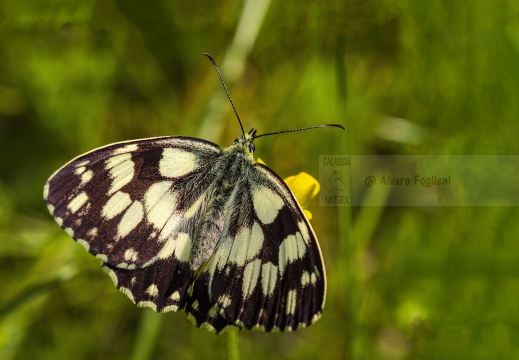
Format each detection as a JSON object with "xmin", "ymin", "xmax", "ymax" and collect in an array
[{"xmin": 1, "ymin": 0, "xmax": 519, "ymax": 359}]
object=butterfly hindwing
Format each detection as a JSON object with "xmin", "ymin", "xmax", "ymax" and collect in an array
[{"xmin": 101, "ymin": 257, "xmax": 194, "ymax": 312}]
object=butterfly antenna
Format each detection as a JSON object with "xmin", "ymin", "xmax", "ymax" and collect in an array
[
  {"xmin": 203, "ymin": 53, "xmax": 246, "ymax": 138},
  {"xmin": 254, "ymin": 124, "xmax": 345, "ymax": 139}
]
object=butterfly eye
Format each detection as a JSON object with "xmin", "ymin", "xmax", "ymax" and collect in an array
[{"xmin": 249, "ymin": 142, "xmax": 255, "ymax": 153}]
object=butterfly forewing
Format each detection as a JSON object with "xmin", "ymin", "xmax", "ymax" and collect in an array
[
  {"xmin": 44, "ymin": 136, "xmax": 222, "ymax": 269},
  {"xmin": 44, "ymin": 135, "xmax": 326, "ymax": 334}
]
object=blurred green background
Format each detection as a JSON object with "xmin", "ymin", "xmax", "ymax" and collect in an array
[{"xmin": 1, "ymin": 0, "xmax": 519, "ymax": 359}]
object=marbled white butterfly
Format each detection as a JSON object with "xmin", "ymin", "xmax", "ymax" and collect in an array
[{"xmin": 44, "ymin": 54, "xmax": 344, "ymax": 333}]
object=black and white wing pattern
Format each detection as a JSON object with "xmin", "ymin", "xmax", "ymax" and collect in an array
[
  {"xmin": 184, "ymin": 163, "xmax": 326, "ymax": 332},
  {"xmin": 44, "ymin": 131, "xmax": 326, "ymax": 333}
]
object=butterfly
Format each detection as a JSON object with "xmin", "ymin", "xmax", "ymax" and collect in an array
[{"xmin": 44, "ymin": 54, "xmax": 344, "ymax": 333}]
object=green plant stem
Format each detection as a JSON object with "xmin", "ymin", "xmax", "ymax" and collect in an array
[
  {"xmin": 198, "ymin": 0, "xmax": 272, "ymax": 142},
  {"xmin": 130, "ymin": 310, "xmax": 163, "ymax": 360},
  {"xmin": 226, "ymin": 330, "xmax": 240, "ymax": 360}
]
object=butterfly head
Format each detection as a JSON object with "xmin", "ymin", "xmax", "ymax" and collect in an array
[{"xmin": 233, "ymin": 128, "xmax": 257, "ymax": 155}]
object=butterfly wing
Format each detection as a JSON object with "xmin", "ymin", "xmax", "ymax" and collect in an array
[
  {"xmin": 97, "ymin": 164, "xmax": 233, "ymax": 314},
  {"xmin": 185, "ymin": 163, "xmax": 326, "ymax": 333},
  {"xmin": 44, "ymin": 136, "xmax": 222, "ymax": 270}
]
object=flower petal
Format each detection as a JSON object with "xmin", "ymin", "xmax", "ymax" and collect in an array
[{"xmin": 284, "ymin": 172, "xmax": 320, "ymax": 210}]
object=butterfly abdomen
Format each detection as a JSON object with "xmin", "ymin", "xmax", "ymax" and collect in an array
[{"xmin": 189, "ymin": 149, "xmax": 251, "ymax": 269}]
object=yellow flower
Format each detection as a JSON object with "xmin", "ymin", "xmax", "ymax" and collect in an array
[
  {"xmin": 257, "ymin": 158, "xmax": 320, "ymax": 220},
  {"xmin": 256, "ymin": 158, "xmax": 267, "ymax": 165},
  {"xmin": 284, "ymin": 172, "xmax": 320, "ymax": 220}
]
